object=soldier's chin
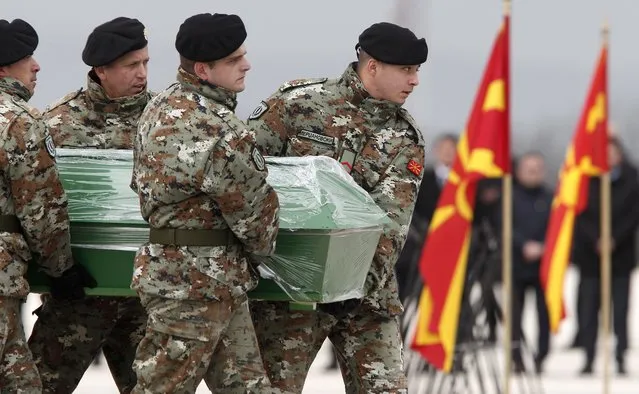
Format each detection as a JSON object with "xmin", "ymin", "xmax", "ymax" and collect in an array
[{"xmin": 233, "ymin": 82, "xmax": 246, "ymax": 93}]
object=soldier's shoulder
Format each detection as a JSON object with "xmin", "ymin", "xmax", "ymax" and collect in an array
[
  {"xmin": 146, "ymin": 89, "xmax": 160, "ymax": 100},
  {"xmin": 278, "ymin": 77, "xmax": 329, "ymax": 93},
  {"xmin": 8, "ymin": 96, "xmax": 41, "ymax": 121},
  {"xmin": 143, "ymin": 83, "xmax": 179, "ymax": 111},
  {"xmin": 44, "ymin": 88, "xmax": 84, "ymax": 114},
  {"xmin": 399, "ymin": 108, "xmax": 424, "ymax": 145}
]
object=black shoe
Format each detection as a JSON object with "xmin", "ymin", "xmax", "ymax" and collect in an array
[
  {"xmin": 580, "ymin": 363, "xmax": 593, "ymax": 375},
  {"xmin": 534, "ymin": 359, "xmax": 544, "ymax": 375},
  {"xmin": 325, "ymin": 356, "xmax": 338, "ymax": 371},
  {"xmin": 617, "ymin": 360, "xmax": 627, "ymax": 376}
]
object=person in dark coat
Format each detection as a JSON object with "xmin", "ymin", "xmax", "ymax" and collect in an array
[
  {"xmin": 573, "ymin": 135, "xmax": 639, "ymax": 375},
  {"xmin": 496, "ymin": 151, "xmax": 553, "ymax": 374},
  {"xmin": 395, "ymin": 132, "xmax": 457, "ymax": 304}
]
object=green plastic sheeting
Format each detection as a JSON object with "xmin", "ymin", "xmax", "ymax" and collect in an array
[{"xmin": 28, "ymin": 149, "xmax": 390, "ymax": 303}]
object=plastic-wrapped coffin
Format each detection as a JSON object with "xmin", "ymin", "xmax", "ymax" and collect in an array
[{"xmin": 27, "ymin": 149, "xmax": 389, "ymax": 304}]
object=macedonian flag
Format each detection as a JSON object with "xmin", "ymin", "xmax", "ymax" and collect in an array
[
  {"xmin": 540, "ymin": 44, "xmax": 609, "ymax": 333},
  {"xmin": 411, "ymin": 15, "xmax": 511, "ymax": 372}
]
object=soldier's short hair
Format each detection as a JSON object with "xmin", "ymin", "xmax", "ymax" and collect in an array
[{"xmin": 179, "ymin": 56, "xmax": 215, "ymax": 75}]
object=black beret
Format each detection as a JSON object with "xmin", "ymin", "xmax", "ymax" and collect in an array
[
  {"xmin": 82, "ymin": 17, "xmax": 148, "ymax": 67},
  {"xmin": 175, "ymin": 13, "xmax": 246, "ymax": 62},
  {"xmin": 0, "ymin": 19, "xmax": 38, "ymax": 67},
  {"xmin": 356, "ymin": 22, "xmax": 428, "ymax": 66}
]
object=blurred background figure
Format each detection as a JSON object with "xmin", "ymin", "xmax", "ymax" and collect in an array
[
  {"xmin": 497, "ymin": 152, "xmax": 552, "ymax": 374},
  {"xmin": 572, "ymin": 135, "xmax": 639, "ymax": 376}
]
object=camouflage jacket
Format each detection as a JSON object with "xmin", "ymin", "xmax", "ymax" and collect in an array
[
  {"xmin": 0, "ymin": 77, "xmax": 74, "ymax": 297},
  {"xmin": 44, "ymin": 72, "xmax": 153, "ymax": 149},
  {"xmin": 131, "ymin": 68, "xmax": 280, "ymax": 301},
  {"xmin": 247, "ymin": 63, "xmax": 425, "ymax": 316}
]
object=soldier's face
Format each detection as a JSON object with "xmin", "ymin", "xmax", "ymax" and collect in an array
[
  {"xmin": 373, "ymin": 62, "xmax": 420, "ymax": 104},
  {"xmin": 200, "ymin": 45, "xmax": 251, "ymax": 92},
  {"xmin": 0, "ymin": 55, "xmax": 40, "ymax": 94},
  {"xmin": 95, "ymin": 47, "xmax": 149, "ymax": 98}
]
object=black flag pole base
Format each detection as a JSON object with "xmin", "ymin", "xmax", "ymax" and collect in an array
[{"xmin": 400, "ymin": 217, "xmax": 546, "ymax": 394}]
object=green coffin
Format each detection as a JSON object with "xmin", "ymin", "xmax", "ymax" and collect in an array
[{"xmin": 28, "ymin": 149, "xmax": 389, "ymax": 304}]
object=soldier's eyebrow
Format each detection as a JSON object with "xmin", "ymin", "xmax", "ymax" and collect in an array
[{"xmin": 228, "ymin": 51, "xmax": 247, "ymax": 62}]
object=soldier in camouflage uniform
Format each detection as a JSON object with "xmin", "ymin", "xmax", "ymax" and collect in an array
[
  {"xmin": 130, "ymin": 13, "xmax": 282, "ymax": 393},
  {"xmin": 28, "ymin": 17, "xmax": 152, "ymax": 394},
  {"xmin": 247, "ymin": 22, "xmax": 428, "ymax": 394},
  {"xmin": 0, "ymin": 19, "xmax": 96, "ymax": 392}
]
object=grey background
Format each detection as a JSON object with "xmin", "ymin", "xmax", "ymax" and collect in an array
[{"xmin": 5, "ymin": 0, "xmax": 639, "ymax": 171}]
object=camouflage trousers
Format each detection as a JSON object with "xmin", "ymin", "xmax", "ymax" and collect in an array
[
  {"xmin": 131, "ymin": 291, "xmax": 286, "ymax": 394},
  {"xmin": 28, "ymin": 295, "xmax": 146, "ymax": 394},
  {"xmin": 0, "ymin": 297, "xmax": 41, "ymax": 393},
  {"xmin": 250, "ymin": 300, "xmax": 408, "ymax": 394}
]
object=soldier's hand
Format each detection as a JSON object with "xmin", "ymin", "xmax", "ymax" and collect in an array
[{"xmin": 49, "ymin": 264, "xmax": 98, "ymax": 301}]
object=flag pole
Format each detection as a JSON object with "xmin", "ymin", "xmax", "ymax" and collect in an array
[
  {"xmin": 600, "ymin": 20, "xmax": 612, "ymax": 394},
  {"xmin": 501, "ymin": 1, "xmax": 513, "ymax": 393}
]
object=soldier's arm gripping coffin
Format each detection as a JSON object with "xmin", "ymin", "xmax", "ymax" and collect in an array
[{"xmin": 27, "ymin": 149, "xmax": 390, "ymax": 303}]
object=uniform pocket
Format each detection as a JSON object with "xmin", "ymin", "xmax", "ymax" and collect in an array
[{"xmin": 143, "ymin": 296, "xmax": 233, "ymax": 342}]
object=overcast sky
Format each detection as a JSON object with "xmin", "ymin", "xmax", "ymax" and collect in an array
[{"xmin": 5, "ymin": 0, "xmax": 639, "ymax": 158}]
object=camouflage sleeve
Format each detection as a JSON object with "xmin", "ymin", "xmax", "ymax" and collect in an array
[
  {"xmin": 201, "ymin": 129, "xmax": 280, "ymax": 256},
  {"xmin": 246, "ymin": 96, "xmax": 288, "ymax": 157},
  {"xmin": 130, "ymin": 127, "xmax": 141, "ymax": 193},
  {"xmin": 6, "ymin": 116, "xmax": 73, "ymax": 276},
  {"xmin": 372, "ymin": 143, "xmax": 425, "ymax": 268}
]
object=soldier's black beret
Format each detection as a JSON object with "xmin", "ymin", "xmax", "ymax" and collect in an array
[
  {"xmin": 0, "ymin": 19, "xmax": 38, "ymax": 67},
  {"xmin": 356, "ymin": 22, "xmax": 428, "ymax": 65},
  {"xmin": 82, "ymin": 17, "xmax": 148, "ymax": 67},
  {"xmin": 175, "ymin": 13, "xmax": 246, "ymax": 62}
]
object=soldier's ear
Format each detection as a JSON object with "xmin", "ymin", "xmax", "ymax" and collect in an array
[
  {"xmin": 193, "ymin": 61, "xmax": 211, "ymax": 81},
  {"xmin": 93, "ymin": 66, "xmax": 107, "ymax": 82}
]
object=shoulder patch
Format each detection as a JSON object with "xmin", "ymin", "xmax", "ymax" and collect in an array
[
  {"xmin": 45, "ymin": 88, "xmax": 83, "ymax": 113},
  {"xmin": 251, "ymin": 147, "xmax": 266, "ymax": 171},
  {"xmin": 248, "ymin": 101, "xmax": 269, "ymax": 120},
  {"xmin": 45, "ymin": 134, "xmax": 56, "ymax": 159},
  {"xmin": 279, "ymin": 77, "xmax": 328, "ymax": 93},
  {"xmin": 407, "ymin": 159, "xmax": 423, "ymax": 177}
]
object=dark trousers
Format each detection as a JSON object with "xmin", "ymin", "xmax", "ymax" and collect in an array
[
  {"xmin": 511, "ymin": 276, "xmax": 550, "ymax": 364},
  {"xmin": 579, "ymin": 275, "xmax": 630, "ymax": 362}
]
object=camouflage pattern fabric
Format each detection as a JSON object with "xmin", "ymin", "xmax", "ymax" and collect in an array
[
  {"xmin": 131, "ymin": 67, "xmax": 280, "ymax": 392},
  {"xmin": 247, "ymin": 63, "xmax": 425, "ymax": 393},
  {"xmin": 28, "ymin": 72, "xmax": 153, "ymax": 394},
  {"xmin": 0, "ymin": 297, "xmax": 42, "ymax": 393},
  {"xmin": 0, "ymin": 77, "xmax": 74, "ymax": 297},
  {"xmin": 132, "ymin": 293, "xmax": 280, "ymax": 394},
  {"xmin": 252, "ymin": 301, "xmax": 406, "ymax": 393},
  {"xmin": 29, "ymin": 297, "xmax": 146, "ymax": 393},
  {"xmin": 248, "ymin": 63, "xmax": 425, "ymax": 317},
  {"xmin": 44, "ymin": 72, "xmax": 153, "ymax": 149}
]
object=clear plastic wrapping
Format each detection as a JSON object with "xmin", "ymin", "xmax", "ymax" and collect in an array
[
  {"xmin": 257, "ymin": 156, "xmax": 390, "ymax": 303},
  {"xmin": 53, "ymin": 149, "xmax": 390, "ymax": 303}
]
